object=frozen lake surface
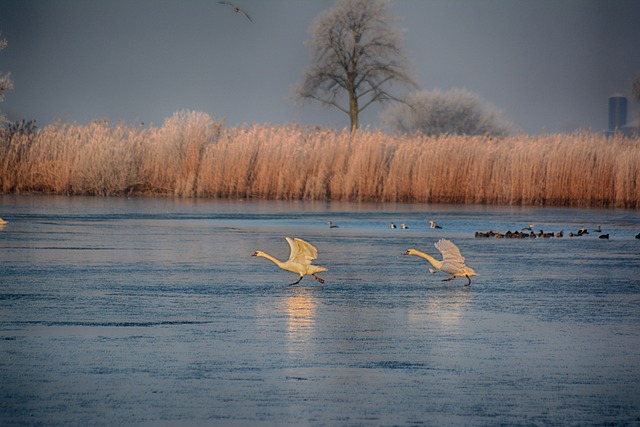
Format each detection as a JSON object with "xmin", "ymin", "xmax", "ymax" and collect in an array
[{"xmin": 1, "ymin": 195, "xmax": 639, "ymax": 426}]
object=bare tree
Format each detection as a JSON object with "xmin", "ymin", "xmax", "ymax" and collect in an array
[
  {"xmin": 294, "ymin": 0, "xmax": 418, "ymax": 132},
  {"xmin": 381, "ymin": 88, "xmax": 514, "ymax": 137},
  {"xmin": 0, "ymin": 36, "xmax": 13, "ymax": 124}
]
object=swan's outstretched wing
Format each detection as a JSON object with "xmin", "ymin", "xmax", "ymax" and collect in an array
[
  {"xmin": 285, "ymin": 237, "xmax": 318, "ymax": 265},
  {"xmin": 295, "ymin": 238, "xmax": 319, "ymax": 261},
  {"xmin": 434, "ymin": 239, "xmax": 465, "ymax": 264}
]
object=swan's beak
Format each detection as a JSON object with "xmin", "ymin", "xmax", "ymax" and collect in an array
[
  {"xmin": 403, "ymin": 250, "xmax": 410, "ymax": 255},
  {"xmin": 251, "ymin": 252, "xmax": 258, "ymax": 256}
]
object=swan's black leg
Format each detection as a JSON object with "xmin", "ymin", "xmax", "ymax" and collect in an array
[
  {"xmin": 313, "ymin": 275, "xmax": 325, "ymax": 284},
  {"xmin": 465, "ymin": 275, "xmax": 471, "ymax": 286},
  {"xmin": 442, "ymin": 276, "xmax": 455, "ymax": 282},
  {"xmin": 289, "ymin": 276, "xmax": 304, "ymax": 286}
]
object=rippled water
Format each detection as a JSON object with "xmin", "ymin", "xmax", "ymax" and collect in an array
[{"xmin": 1, "ymin": 195, "xmax": 639, "ymax": 426}]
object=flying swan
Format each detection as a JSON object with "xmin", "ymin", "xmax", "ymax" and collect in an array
[
  {"xmin": 253, "ymin": 237, "xmax": 327, "ymax": 285},
  {"xmin": 404, "ymin": 238, "xmax": 476, "ymax": 286}
]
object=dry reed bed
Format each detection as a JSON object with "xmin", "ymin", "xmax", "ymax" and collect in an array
[{"xmin": 1, "ymin": 111, "xmax": 638, "ymax": 207}]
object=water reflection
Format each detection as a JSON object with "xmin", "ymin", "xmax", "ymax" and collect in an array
[
  {"xmin": 408, "ymin": 287, "xmax": 473, "ymax": 331},
  {"xmin": 285, "ymin": 287, "xmax": 318, "ymax": 356}
]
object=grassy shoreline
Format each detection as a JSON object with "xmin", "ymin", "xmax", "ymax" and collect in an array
[{"xmin": 2, "ymin": 111, "xmax": 639, "ymax": 208}]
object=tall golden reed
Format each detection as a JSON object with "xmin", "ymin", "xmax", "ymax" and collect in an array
[{"xmin": 1, "ymin": 110, "xmax": 638, "ymax": 207}]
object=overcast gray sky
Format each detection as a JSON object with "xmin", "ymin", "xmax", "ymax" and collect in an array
[{"xmin": 2, "ymin": 0, "xmax": 639, "ymax": 134}]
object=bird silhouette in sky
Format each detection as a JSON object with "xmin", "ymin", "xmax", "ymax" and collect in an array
[{"xmin": 218, "ymin": 1, "xmax": 252, "ymax": 22}]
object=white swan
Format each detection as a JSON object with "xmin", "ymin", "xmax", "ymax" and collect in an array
[
  {"xmin": 253, "ymin": 237, "xmax": 327, "ymax": 285},
  {"xmin": 404, "ymin": 239, "xmax": 476, "ymax": 286}
]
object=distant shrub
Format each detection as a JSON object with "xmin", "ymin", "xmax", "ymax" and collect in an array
[
  {"xmin": 0, "ymin": 35, "xmax": 14, "ymax": 125},
  {"xmin": 3, "ymin": 119, "xmax": 38, "ymax": 137},
  {"xmin": 0, "ymin": 120, "xmax": 38, "ymax": 168},
  {"xmin": 381, "ymin": 88, "xmax": 513, "ymax": 136}
]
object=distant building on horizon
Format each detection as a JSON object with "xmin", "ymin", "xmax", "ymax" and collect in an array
[
  {"xmin": 608, "ymin": 95, "xmax": 627, "ymax": 130},
  {"xmin": 605, "ymin": 94, "xmax": 638, "ymax": 138}
]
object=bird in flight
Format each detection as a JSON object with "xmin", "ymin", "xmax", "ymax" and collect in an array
[
  {"xmin": 404, "ymin": 238, "xmax": 476, "ymax": 286},
  {"xmin": 253, "ymin": 237, "xmax": 327, "ymax": 285},
  {"xmin": 218, "ymin": 1, "xmax": 252, "ymax": 22}
]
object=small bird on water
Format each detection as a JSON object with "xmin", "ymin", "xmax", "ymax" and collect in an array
[
  {"xmin": 252, "ymin": 237, "xmax": 327, "ymax": 285},
  {"xmin": 404, "ymin": 239, "xmax": 476, "ymax": 286}
]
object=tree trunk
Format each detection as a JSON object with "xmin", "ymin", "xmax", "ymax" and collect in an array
[{"xmin": 348, "ymin": 74, "xmax": 359, "ymax": 132}]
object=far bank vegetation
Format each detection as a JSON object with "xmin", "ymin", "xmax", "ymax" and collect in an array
[{"xmin": 1, "ymin": 111, "xmax": 638, "ymax": 208}]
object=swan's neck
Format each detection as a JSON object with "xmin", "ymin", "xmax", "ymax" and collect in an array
[
  {"xmin": 256, "ymin": 252, "xmax": 285, "ymax": 268},
  {"xmin": 409, "ymin": 250, "xmax": 443, "ymax": 269}
]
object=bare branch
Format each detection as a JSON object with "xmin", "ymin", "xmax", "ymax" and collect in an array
[{"xmin": 294, "ymin": 0, "xmax": 419, "ymax": 131}]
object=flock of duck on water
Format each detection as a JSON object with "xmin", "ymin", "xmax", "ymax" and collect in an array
[{"xmin": 474, "ymin": 224, "xmax": 612, "ymax": 239}]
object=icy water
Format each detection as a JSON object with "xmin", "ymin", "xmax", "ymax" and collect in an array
[{"xmin": 1, "ymin": 195, "xmax": 639, "ymax": 426}]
